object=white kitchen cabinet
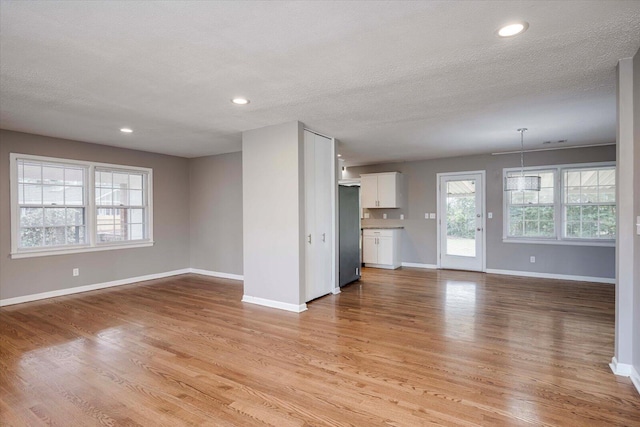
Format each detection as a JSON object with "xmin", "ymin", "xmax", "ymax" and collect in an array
[
  {"xmin": 362, "ymin": 228, "xmax": 401, "ymax": 269},
  {"xmin": 360, "ymin": 172, "xmax": 402, "ymax": 208}
]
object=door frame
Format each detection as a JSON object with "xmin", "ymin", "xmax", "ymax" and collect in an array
[{"xmin": 436, "ymin": 170, "xmax": 486, "ymax": 272}]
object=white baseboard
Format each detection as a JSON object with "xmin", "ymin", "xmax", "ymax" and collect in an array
[
  {"xmin": 332, "ymin": 287, "xmax": 341, "ymax": 295},
  {"xmin": 609, "ymin": 356, "xmax": 633, "ymax": 376},
  {"xmin": 401, "ymin": 262, "xmax": 438, "ymax": 269},
  {"xmin": 241, "ymin": 295, "xmax": 307, "ymax": 313},
  {"xmin": 189, "ymin": 268, "xmax": 243, "ymax": 281},
  {"xmin": 486, "ymin": 268, "xmax": 615, "ymax": 284},
  {"xmin": 631, "ymin": 366, "xmax": 640, "ymax": 395},
  {"xmin": 0, "ymin": 269, "xmax": 191, "ymax": 307}
]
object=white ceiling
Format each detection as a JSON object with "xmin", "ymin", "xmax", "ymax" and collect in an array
[{"xmin": 1, "ymin": 1, "xmax": 639, "ymax": 166}]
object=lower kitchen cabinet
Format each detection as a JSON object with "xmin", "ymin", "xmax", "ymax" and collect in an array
[{"xmin": 362, "ymin": 228, "xmax": 401, "ymax": 269}]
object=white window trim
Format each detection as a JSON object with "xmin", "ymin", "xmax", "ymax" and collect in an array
[
  {"xmin": 10, "ymin": 153, "xmax": 154, "ymax": 259},
  {"xmin": 502, "ymin": 161, "xmax": 615, "ymax": 247}
]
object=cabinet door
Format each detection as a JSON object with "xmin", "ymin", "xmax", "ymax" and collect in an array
[
  {"xmin": 377, "ymin": 236, "xmax": 394, "ymax": 265},
  {"xmin": 377, "ymin": 174, "xmax": 397, "ymax": 208},
  {"xmin": 362, "ymin": 235, "xmax": 378, "ymax": 264},
  {"xmin": 360, "ymin": 175, "xmax": 379, "ymax": 208}
]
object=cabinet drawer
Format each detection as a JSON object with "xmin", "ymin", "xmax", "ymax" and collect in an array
[{"xmin": 363, "ymin": 229, "xmax": 395, "ymax": 237}]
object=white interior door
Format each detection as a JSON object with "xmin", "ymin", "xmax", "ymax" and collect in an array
[
  {"xmin": 438, "ymin": 172, "xmax": 485, "ymax": 272},
  {"xmin": 305, "ymin": 131, "xmax": 334, "ymax": 302}
]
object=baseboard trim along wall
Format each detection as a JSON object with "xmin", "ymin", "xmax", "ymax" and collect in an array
[
  {"xmin": 241, "ymin": 295, "xmax": 308, "ymax": 313},
  {"xmin": 485, "ymin": 268, "xmax": 615, "ymax": 284},
  {"xmin": 0, "ymin": 268, "xmax": 245, "ymax": 307},
  {"xmin": 0, "ymin": 268, "xmax": 191, "ymax": 307},
  {"xmin": 610, "ymin": 357, "xmax": 640, "ymax": 394},
  {"xmin": 189, "ymin": 268, "xmax": 244, "ymax": 281},
  {"xmin": 631, "ymin": 367, "xmax": 640, "ymax": 395},
  {"xmin": 401, "ymin": 262, "xmax": 438, "ymax": 269}
]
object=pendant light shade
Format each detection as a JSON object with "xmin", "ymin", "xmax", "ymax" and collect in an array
[{"xmin": 504, "ymin": 128, "xmax": 541, "ymax": 192}]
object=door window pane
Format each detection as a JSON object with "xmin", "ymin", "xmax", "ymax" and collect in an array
[{"xmin": 446, "ymin": 180, "xmax": 476, "ymax": 257}]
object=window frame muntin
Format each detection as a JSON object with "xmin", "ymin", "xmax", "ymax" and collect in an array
[
  {"xmin": 502, "ymin": 161, "xmax": 616, "ymax": 247},
  {"xmin": 10, "ymin": 153, "xmax": 154, "ymax": 258}
]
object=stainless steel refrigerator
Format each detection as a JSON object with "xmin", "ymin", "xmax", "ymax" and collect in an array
[{"xmin": 339, "ymin": 185, "xmax": 361, "ymax": 286}]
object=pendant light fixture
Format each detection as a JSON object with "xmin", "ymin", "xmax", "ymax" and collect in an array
[{"xmin": 504, "ymin": 128, "xmax": 541, "ymax": 191}]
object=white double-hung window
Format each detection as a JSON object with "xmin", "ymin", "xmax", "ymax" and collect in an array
[
  {"xmin": 10, "ymin": 153, "xmax": 153, "ymax": 258},
  {"xmin": 503, "ymin": 162, "xmax": 615, "ymax": 246}
]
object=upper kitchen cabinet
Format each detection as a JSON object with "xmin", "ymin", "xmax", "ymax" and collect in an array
[{"xmin": 360, "ymin": 172, "xmax": 402, "ymax": 208}]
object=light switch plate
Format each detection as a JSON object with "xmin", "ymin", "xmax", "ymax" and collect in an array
[
  {"xmin": 383, "ymin": 213, "xmax": 388, "ymax": 219},
  {"xmin": 488, "ymin": 212, "xmax": 493, "ymax": 219},
  {"xmin": 425, "ymin": 213, "xmax": 429, "ymax": 219},
  {"xmin": 400, "ymin": 214, "xmax": 404, "ymax": 220},
  {"xmin": 429, "ymin": 213, "xmax": 436, "ymax": 219}
]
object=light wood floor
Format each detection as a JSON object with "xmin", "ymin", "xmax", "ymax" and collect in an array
[{"xmin": 1, "ymin": 268, "xmax": 638, "ymax": 426}]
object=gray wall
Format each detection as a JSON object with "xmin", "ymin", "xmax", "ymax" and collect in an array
[
  {"xmin": 346, "ymin": 144, "xmax": 616, "ymax": 279},
  {"xmin": 189, "ymin": 152, "xmax": 243, "ymax": 275},
  {"xmin": 242, "ymin": 121, "xmax": 305, "ymax": 306},
  {"xmin": 0, "ymin": 130, "xmax": 190, "ymax": 299}
]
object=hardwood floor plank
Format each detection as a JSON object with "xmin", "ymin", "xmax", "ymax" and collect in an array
[{"xmin": 1, "ymin": 268, "xmax": 638, "ymax": 426}]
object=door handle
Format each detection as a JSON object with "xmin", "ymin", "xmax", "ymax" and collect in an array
[
  {"xmin": 308, "ymin": 234, "xmax": 312, "ymax": 243},
  {"xmin": 476, "ymin": 228, "xmax": 483, "ymax": 231},
  {"xmin": 322, "ymin": 233, "xmax": 326, "ymax": 242}
]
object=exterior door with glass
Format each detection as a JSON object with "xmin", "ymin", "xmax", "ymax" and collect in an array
[{"xmin": 438, "ymin": 172, "xmax": 485, "ymax": 272}]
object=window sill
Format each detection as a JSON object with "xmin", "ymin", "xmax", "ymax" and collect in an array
[
  {"xmin": 10, "ymin": 241, "xmax": 155, "ymax": 259},
  {"xmin": 502, "ymin": 238, "xmax": 614, "ymax": 247}
]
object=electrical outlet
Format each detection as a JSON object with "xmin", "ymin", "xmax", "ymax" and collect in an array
[
  {"xmin": 488, "ymin": 212, "xmax": 493, "ymax": 219},
  {"xmin": 73, "ymin": 268, "xmax": 79, "ymax": 276},
  {"xmin": 530, "ymin": 256, "xmax": 535, "ymax": 263},
  {"xmin": 400, "ymin": 214, "xmax": 404, "ymax": 220},
  {"xmin": 383, "ymin": 213, "xmax": 387, "ymax": 219},
  {"xmin": 364, "ymin": 213, "xmax": 370, "ymax": 219}
]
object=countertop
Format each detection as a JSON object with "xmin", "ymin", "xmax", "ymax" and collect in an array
[{"xmin": 361, "ymin": 226, "xmax": 405, "ymax": 229}]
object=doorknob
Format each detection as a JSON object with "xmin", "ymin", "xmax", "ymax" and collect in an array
[
  {"xmin": 308, "ymin": 234, "xmax": 312, "ymax": 243},
  {"xmin": 476, "ymin": 228, "xmax": 483, "ymax": 231},
  {"xmin": 322, "ymin": 233, "xmax": 326, "ymax": 242}
]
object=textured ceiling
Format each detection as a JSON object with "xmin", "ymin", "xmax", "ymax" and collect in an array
[{"xmin": 1, "ymin": 1, "xmax": 639, "ymax": 165}]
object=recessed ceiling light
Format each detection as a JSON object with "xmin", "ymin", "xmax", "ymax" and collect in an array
[
  {"xmin": 497, "ymin": 21, "xmax": 529, "ymax": 38},
  {"xmin": 231, "ymin": 98, "xmax": 250, "ymax": 105},
  {"xmin": 120, "ymin": 128, "xmax": 133, "ymax": 133}
]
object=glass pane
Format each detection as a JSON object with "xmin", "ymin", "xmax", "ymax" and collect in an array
[
  {"xmin": 23, "ymin": 184, "xmax": 42, "ymax": 204},
  {"xmin": 580, "ymin": 170, "xmax": 598, "ymax": 186},
  {"xmin": 522, "ymin": 191, "xmax": 538, "ymax": 204},
  {"xmin": 96, "ymin": 171, "xmax": 112, "ymax": 188},
  {"xmin": 566, "ymin": 186, "xmax": 581, "ymax": 203},
  {"xmin": 64, "ymin": 186, "xmax": 84, "ymax": 205},
  {"xmin": 97, "ymin": 223, "xmax": 115, "ymax": 243},
  {"xmin": 599, "ymin": 169, "xmax": 615, "ymax": 186},
  {"xmin": 582, "ymin": 222, "xmax": 597, "ymax": 238},
  {"xmin": 98, "ymin": 188, "xmax": 113, "ymax": 206},
  {"xmin": 113, "ymin": 172, "xmax": 129, "ymax": 189},
  {"xmin": 582, "ymin": 205, "xmax": 598, "ymax": 221},
  {"xmin": 566, "ymin": 206, "xmax": 581, "ymax": 222},
  {"xmin": 66, "ymin": 208, "xmax": 84, "ymax": 225},
  {"xmin": 128, "ymin": 224, "xmax": 144, "ymax": 240},
  {"xmin": 112, "ymin": 188, "xmax": 123, "ymax": 205},
  {"xmin": 580, "ymin": 186, "xmax": 598, "ymax": 203},
  {"xmin": 446, "ymin": 180, "xmax": 475, "ymax": 257},
  {"xmin": 129, "ymin": 190, "xmax": 143, "ymax": 206},
  {"xmin": 539, "ymin": 206, "xmax": 554, "ymax": 222},
  {"xmin": 566, "ymin": 221, "xmax": 580, "ymax": 238},
  {"xmin": 565, "ymin": 171, "xmax": 580, "ymax": 187},
  {"xmin": 23, "ymin": 163, "xmax": 42, "ymax": 183},
  {"xmin": 509, "ymin": 221, "xmax": 523, "ymax": 236},
  {"xmin": 538, "ymin": 188, "xmax": 554, "ymax": 203},
  {"xmin": 44, "ymin": 208, "xmax": 66, "ymax": 226},
  {"xmin": 20, "ymin": 227, "xmax": 43, "ymax": 247},
  {"xmin": 66, "ymin": 226, "xmax": 85, "ymax": 244},
  {"xmin": 130, "ymin": 208, "xmax": 144, "ymax": 223},
  {"xmin": 42, "ymin": 166, "xmax": 64, "ymax": 184},
  {"xmin": 524, "ymin": 221, "xmax": 539, "ymax": 236},
  {"xmin": 510, "ymin": 191, "xmax": 524, "ymax": 204},
  {"xmin": 18, "ymin": 162, "xmax": 24, "ymax": 183},
  {"xmin": 599, "ymin": 186, "xmax": 615, "ymax": 202},
  {"xmin": 44, "ymin": 227, "xmax": 66, "ymax": 246},
  {"xmin": 43, "ymin": 186, "xmax": 64, "ymax": 205},
  {"xmin": 20, "ymin": 208, "xmax": 44, "ymax": 227},
  {"xmin": 129, "ymin": 174, "xmax": 143, "ymax": 190},
  {"xmin": 540, "ymin": 221, "xmax": 555, "ymax": 237},
  {"xmin": 524, "ymin": 206, "xmax": 539, "ymax": 221},
  {"xmin": 540, "ymin": 172, "xmax": 555, "ymax": 188},
  {"xmin": 65, "ymin": 168, "xmax": 84, "ymax": 185}
]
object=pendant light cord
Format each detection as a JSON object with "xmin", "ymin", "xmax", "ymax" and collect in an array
[{"xmin": 518, "ymin": 128, "xmax": 527, "ymax": 175}]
